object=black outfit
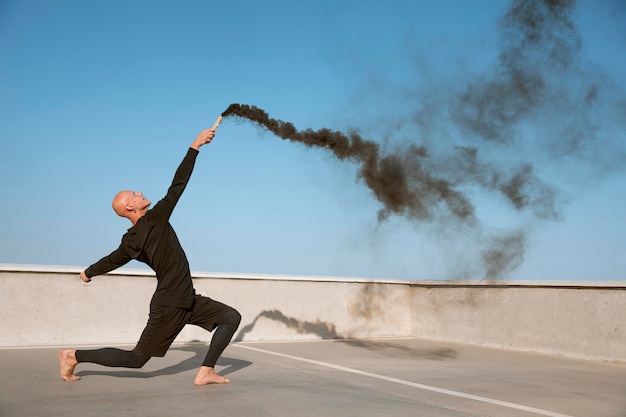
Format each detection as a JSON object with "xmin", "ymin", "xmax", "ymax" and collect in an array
[{"xmin": 76, "ymin": 148, "xmax": 240, "ymax": 369}]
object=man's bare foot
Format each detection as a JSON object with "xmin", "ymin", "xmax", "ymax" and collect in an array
[
  {"xmin": 194, "ymin": 366, "xmax": 230, "ymax": 385},
  {"xmin": 59, "ymin": 350, "xmax": 80, "ymax": 381}
]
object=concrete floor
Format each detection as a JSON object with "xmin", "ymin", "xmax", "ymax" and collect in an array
[{"xmin": 1, "ymin": 337, "xmax": 625, "ymax": 417}]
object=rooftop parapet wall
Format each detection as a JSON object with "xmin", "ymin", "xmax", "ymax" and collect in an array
[
  {"xmin": 410, "ymin": 282, "xmax": 626, "ymax": 362},
  {"xmin": 0, "ymin": 265, "xmax": 411, "ymax": 349},
  {"xmin": 1, "ymin": 264, "xmax": 624, "ymax": 362}
]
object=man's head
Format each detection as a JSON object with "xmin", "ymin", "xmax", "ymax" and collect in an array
[{"xmin": 112, "ymin": 190, "xmax": 151, "ymax": 218}]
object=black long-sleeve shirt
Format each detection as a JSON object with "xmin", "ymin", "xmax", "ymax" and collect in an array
[{"xmin": 85, "ymin": 148, "xmax": 199, "ymax": 308}]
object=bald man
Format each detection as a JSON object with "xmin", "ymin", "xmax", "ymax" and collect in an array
[{"xmin": 59, "ymin": 128, "xmax": 241, "ymax": 385}]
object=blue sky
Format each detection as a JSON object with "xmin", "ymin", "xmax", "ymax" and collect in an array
[{"xmin": 1, "ymin": 0, "xmax": 624, "ymax": 281}]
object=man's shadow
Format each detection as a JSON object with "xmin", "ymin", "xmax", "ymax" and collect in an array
[{"xmin": 75, "ymin": 343, "xmax": 251, "ymax": 379}]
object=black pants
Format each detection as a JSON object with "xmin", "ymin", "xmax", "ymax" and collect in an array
[{"xmin": 76, "ymin": 307, "xmax": 241, "ymax": 368}]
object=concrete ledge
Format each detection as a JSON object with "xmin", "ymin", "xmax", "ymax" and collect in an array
[
  {"xmin": 0, "ymin": 263, "xmax": 414, "ymax": 284},
  {"xmin": 1, "ymin": 264, "xmax": 624, "ymax": 362}
]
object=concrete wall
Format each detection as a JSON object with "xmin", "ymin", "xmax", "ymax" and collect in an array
[
  {"xmin": 410, "ymin": 283, "xmax": 626, "ymax": 362},
  {"xmin": 1, "ymin": 264, "xmax": 624, "ymax": 362},
  {"xmin": 0, "ymin": 265, "xmax": 411, "ymax": 348}
]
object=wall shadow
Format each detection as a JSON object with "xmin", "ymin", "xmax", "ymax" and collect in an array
[
  {"xmin": 235, "ymin": 309, "xmax": 340, "ymax": 341},
  {"xmin": 236, "ymin": 309, "xmax": 457, "ymax": 361}
]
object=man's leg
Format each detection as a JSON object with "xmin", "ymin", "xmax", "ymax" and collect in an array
[
  {"xmin": 59, "ymin": 304, "xmax": 186, "ymax": 382},
  {"xmin": 192, "ymin": 304, "xmax": 241, "ymax": 385},
  {"xmin": 59, "ymin": 348, "xmax": 150, "ymax": 381}
]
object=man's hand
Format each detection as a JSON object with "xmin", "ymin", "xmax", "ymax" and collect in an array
[
  {"xmin": 80, "ymin": 271, "xmax": 91, "ymax": 283},
  {"xmin": 191, "ymin": 128, "xmax": 217, "ymax": 150}
]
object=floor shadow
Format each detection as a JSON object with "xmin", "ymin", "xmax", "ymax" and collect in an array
[
  {"xmin": 338, "ymin": 339, "xmax": 458, "ymax": 360},
  {"xmin": 75, "ymin": 343, "xmax": 252, "ymax": 379}
]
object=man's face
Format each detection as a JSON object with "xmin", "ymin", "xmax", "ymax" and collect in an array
[{"xmin": 128, "ymin": 191, "xmax": 151, "ymax": 211}]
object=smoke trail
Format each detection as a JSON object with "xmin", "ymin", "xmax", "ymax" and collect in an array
[
  {"xmin": 222, "ymin": 103, "xmax": 474, "ymax": 223},
  {"xmin": 221, "ymin": 103, "xmax": 555, "ymax": 226}
]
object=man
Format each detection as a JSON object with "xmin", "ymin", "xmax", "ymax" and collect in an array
[{"xmin": 59, "ymin": 127, "xmax": 241, "ymax": 385}]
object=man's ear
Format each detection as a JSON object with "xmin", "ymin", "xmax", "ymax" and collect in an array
[{"xmin": 125, "ymin": 204, "xmax": 135, "ymax": 213}]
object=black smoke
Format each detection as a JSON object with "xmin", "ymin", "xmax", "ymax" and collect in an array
[{"xmin": 220, "ymin": 0, "xmax": 625, "ymax": 279}]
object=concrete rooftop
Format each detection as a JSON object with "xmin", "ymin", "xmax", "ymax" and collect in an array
[{"xmin": 1, "ymin": 337, "xmax": 625, "ymax": 417}]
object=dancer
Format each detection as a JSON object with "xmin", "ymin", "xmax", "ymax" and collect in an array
[{"xmin": 59, "ymin": 127, "xmax": 240, "ymax": 385}]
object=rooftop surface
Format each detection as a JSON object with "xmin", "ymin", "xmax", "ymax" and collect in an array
[{"xmin": 1, "ymin": 337, "xmax": 624, "ymax": 417}]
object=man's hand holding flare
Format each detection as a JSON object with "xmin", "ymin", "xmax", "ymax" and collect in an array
[{"xmin": 191, "ymin": 115, "xmax": 223, "ymax": 150}]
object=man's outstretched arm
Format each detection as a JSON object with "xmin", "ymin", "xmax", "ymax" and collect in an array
[
  {"xmin": 149, "ymin": 127, "xmax": 219, "ymax": 222},
  {"xmin": 79, "ymin": 247, "xmax": 132, "ymax": 283}
]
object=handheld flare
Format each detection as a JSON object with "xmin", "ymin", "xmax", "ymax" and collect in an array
[{"xmin": 211, "ymin": 115, "xmax": 223, "ymax": 130}]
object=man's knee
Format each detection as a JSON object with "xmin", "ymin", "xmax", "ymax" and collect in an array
[
  {"xmin": 128, "ymin": 351, "xmax": 151, "ymax": 368},
  {"xmin": 222, "ymin": 308, "xmax": 241, "ymax": 327}
]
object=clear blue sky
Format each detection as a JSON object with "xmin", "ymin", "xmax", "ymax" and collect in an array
[{"xmin": 1, "ymin": 0, "xmax": 624, "ymax": 281}]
